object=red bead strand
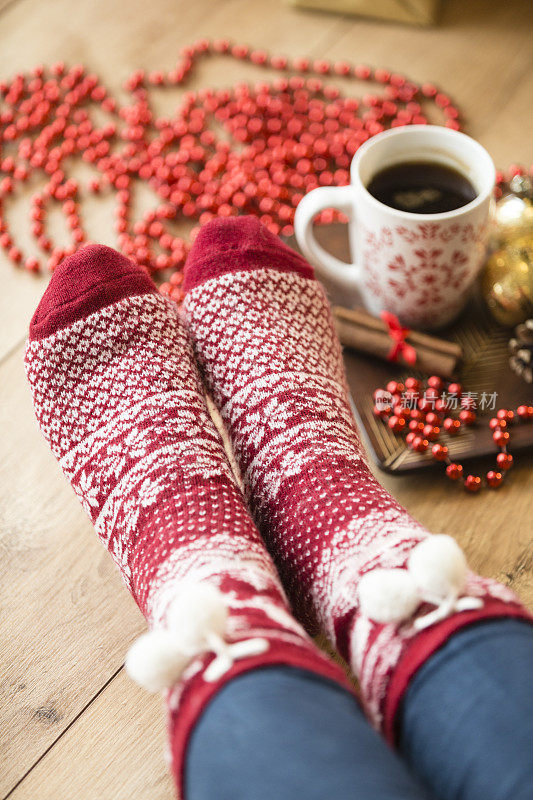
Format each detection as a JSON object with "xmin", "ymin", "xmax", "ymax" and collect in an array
[{"xmin": 373, "ymin": 377, "xmax": 533, "ymax": 492}]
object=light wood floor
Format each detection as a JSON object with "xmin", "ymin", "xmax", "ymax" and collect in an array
[{"xmin": 1, "ymin": 1, "xmax": 532, "ymax": 797}]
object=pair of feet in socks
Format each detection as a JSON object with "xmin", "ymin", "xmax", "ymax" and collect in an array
[{"xmin": 25, "ymin": 216, "xmax": 530, "ymax": 796}]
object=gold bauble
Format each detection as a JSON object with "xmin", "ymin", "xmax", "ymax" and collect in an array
[
  {"xmin": 493, "ymin": 192, "xmax": 533, "ymax": 245},
  {"xmin": 482, "ymin": 236, "xmax": 533, "ymax": 327}
]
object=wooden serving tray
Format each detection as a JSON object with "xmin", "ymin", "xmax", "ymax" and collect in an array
[{"xmin": 287, "ymin": 223, "xmax": 533, "ymax": 474}]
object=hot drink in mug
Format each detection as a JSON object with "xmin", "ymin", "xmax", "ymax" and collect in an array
[{"xmin": 294, "ymin": 125, "xmax": 495, "ymax": 330}]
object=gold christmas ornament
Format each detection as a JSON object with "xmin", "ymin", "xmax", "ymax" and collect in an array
[
  {"xmin": 493, "ymin": 193, "xmax": 533, "ymax": 245},
  {"xmin": 482, "ymin": 175, "xmax": 533, "ymax": 327},
  {"xmin": 482, "ymin": 237, "xmax": 533, "ymax": 327}
]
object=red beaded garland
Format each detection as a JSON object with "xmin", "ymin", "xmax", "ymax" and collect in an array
[
  {"xmin": 492, "ymin": 429, "xmax": 510, "ymax": 447},
  {"xmin": 431, "ymin": 443, "xmax": 448, "ymax": 461},
  {"xmin": 423, "ymin": 424, "xmax": 440, "ymax": 441},
  {"xmin": 465, "ymin": 474, "xmax": 482, "ymax": 493},
  {"xmin": 446, "ymin": 463, "xmax": 463, "ymax": 480},
  {"xmin": 459, "ymin": 408, "xmax": 476, "ymax": 425},
  {"xmin": 388, "ymin": 415, "xmax": 406, "ymax": 433},
  {"xmin": 427, "ymin": 375, "xmax": 443, "ymax": 392},
  {"xmin": 447, "ymin": 382, "xmax": 462, "ymax": 398},
  {"xmin": 373, "ymin": 375, "xmax": 532, "ymax": 492},
  {"xmin": 486, "ymin": 470, "xmax": 503, "ymax": 488},
  {"xmin": 496, "ymin": 452, "xmax": 513, "ymax": 471},
  {"xmin": 489, "ymin": 417, "xmax": 505, "ymax": 430},
  {"xmin": 443, "ymin": 417, "xmax": 461, "ymax": 435},
  {"xmin": 413, "ymin": 435, "xmax": 429, "ymax": 453},
  {"xmin": 404, "ymin": 377, "xmax": 421, "ymax": 392}
]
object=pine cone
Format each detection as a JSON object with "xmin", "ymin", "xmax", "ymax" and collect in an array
[{"xmin": 509, "ymin": 318, "xmax": 533, "ymax": 383}]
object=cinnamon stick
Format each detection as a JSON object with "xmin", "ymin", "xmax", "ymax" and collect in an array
[{"xmin": 332, "ymin": 305, "xmax": 462, "ymax": 378}]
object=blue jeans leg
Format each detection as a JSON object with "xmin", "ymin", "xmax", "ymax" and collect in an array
[
  {"xmin": 399, "ymin": 618, "xmax": 533, "ymax": 800},
  {"xmin": 186, "ymin": 665, "xmax": 433, "ymax": 800}
]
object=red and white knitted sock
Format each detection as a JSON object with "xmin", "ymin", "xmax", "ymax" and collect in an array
[
  {"xmin": 183, "ymin": 216, "xmax": 532, "ymax": 743},
  {"xmin": 24, "ymin": 244, "xmax": 350, "ymax": 795}
]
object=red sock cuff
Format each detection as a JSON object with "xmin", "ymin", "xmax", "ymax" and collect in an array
[
  {"xmin": 29, "ymin": 244, "xmax": 156, "ymax": 341},
  {"xmin": 183, "ymin": 216, "xmax": 314, "ymax": 294}
]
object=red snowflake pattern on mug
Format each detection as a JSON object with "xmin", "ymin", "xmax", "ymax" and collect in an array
[{"xmin": 356, "ymin": 220, "xmax": 488, "ymax": 326}]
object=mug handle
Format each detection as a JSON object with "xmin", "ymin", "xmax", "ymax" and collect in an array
[{"xmin": 294, "ymin": 185, "xmax": 363, "ymax": 292}]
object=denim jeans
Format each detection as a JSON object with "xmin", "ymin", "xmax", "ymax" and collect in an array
[{"xmin": 186, "ymin": 620, "xmax": 533, "ymax": 800}]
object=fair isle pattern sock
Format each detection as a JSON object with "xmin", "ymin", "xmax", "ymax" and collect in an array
[
  {"xmin": 24, "ymin": 244, "xmax": 350, "ymax": 796},
  {"xmin": 183, "ymin": 216, "xmax": 531, "ymax": 742}
]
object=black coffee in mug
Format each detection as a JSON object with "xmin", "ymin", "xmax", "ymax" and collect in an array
[{"xmin": 366, "ymin": 160, "xmax": 477, "ymax": 214}]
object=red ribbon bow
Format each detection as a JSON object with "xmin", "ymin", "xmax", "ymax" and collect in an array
[{"xmin": 380, "ymin": 311, "xmax": 417, "ymax": 366}]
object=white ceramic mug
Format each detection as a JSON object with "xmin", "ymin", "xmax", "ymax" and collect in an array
[{"xmin": 294, "ymin": 125, "xmax": 495, "ymax": 329}]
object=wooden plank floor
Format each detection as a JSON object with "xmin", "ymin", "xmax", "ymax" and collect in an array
[{"xmin": 1, "ymin": 0, "xmax": 532, "ymax": 797}]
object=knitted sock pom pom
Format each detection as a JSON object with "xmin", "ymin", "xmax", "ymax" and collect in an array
[
  {"xmin": 358, "ymin": 536, "xmax": 483, "ymax": 630},
  {"xmin": 126, "ymin": 629, "xmax": 192, "ymax": 694},
  {"xmin": 358, "ymin": 569, "xmax": 420, "ymax": 626},
  {"xmin": 126, "ymin": 583, "xmax": 270, "ymax": 691}
]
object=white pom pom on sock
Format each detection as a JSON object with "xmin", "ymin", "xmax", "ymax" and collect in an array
[
  {"xmin": 125, "ymin": 629, "xmax": 189, "ymax": 693},
  {"xmin": 125, "ymin": 583, "xmax": 269, "ymax": 692},
  {"xmin": 357, "ymin": 535, "xmax": 484, "ymax": 631},
  {"xmin": 166, "ymin": 582, "xmax": 229, "ymax": 654},
  {"xmin": 358, "ymin": 568, "xmax": 419, "ymax": 624},
  {"xmin": 407, "ymin": 535, "xmax": 468, "ymax": 602}
]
